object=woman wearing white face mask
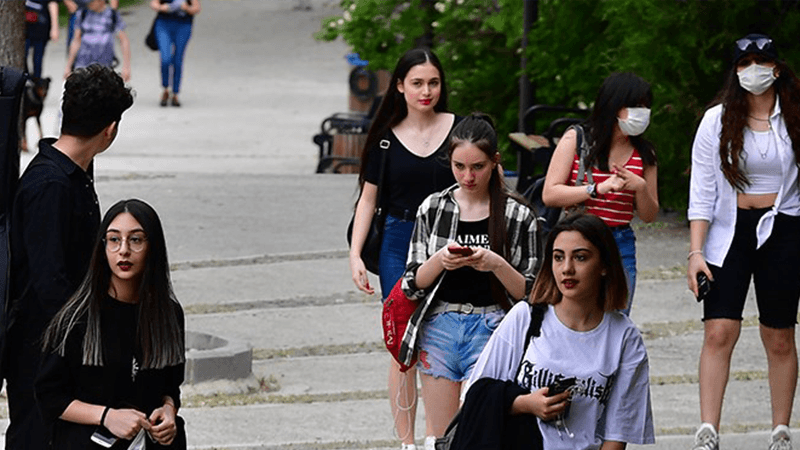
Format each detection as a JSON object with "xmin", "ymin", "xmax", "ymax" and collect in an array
[
  {"xmin": 687, "ymin": 34, "xmax": 800, "ymax": 450},
  {"xmin": 543, "ymin": 72, "xmax": 659, "ymax": 316}
]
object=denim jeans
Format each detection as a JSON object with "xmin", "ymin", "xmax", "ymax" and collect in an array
[
  {"xmin": 612, "ymin": 225, "xmax": 637, "ymax": 315},
  {"xmin": 154, "ymin": 17, "xmax": 193, "ymax": 93},
  {"xmin": 24, "ymin": 38, "xmax": 47, "ymax": 80},
  {"xmin": 67, "ymin": 13, "xmax": 78, "ymax": 50},
  {"xmin": 378, "ymin": 215, "xmax": 415, "ymax": 300}
]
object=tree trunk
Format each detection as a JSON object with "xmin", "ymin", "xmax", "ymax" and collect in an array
[{"xmin": 0, "ymin": 1, "xmax": 26, "ymax": 70}]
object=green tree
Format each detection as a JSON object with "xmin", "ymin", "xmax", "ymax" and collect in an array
[{"xmin": 319, "ymin": 0, "xmax": 800, "ymax": 210}]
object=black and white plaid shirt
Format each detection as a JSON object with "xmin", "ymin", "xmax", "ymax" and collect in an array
[{"xmin": 398, "ymin": 184, "xmax": 539, "ymax": 367}]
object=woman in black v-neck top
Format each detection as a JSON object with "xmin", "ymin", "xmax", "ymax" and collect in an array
[
  {"xmin": 349, "ymin": 47, "xmax": 459, "ymax": 450},
  {"xmin": 36, "ymin": 199, "xmax": 185, "ymax": 449}
]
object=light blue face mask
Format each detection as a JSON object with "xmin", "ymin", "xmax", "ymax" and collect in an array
[
  {"xmin": 617, "ymin": 107, "xmax": 651, "ymax": 136},
  {"xmin": 737, "ymin": 63, "xmax": 777, "ymax": 95}
]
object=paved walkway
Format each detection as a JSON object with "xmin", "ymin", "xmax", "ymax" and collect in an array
[{"xmin": 8, "ymin": 0, "xmax": 800, "ymax": 449}]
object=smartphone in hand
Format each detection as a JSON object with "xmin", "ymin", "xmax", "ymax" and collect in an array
[
  {"xmin": 90, "ymin": 427, "xmax": 117, "ymax": 448},
  {"xmin": 448, "ymin": 246, "xmax": 473, "ymax": 256},
  {"xmin": 696, "ymin": 272, "xmax": 712, "ymax": 303},
  {"xmin": 547, "ymin": 377, "xmax": 577, "ymax": 397}
]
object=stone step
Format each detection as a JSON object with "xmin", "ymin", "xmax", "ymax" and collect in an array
[{"xmin": 178, "ymin": 379, "xmax": 786, "ymax": 450}]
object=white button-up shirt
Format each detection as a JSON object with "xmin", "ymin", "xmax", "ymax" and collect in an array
[{"xmin": 688, "ymin": 99, "xmax": 800, "ymax": 266}]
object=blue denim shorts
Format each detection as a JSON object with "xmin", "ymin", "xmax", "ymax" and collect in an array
[{"xmin": 416, "ymin": 308, "xmax": 505, "ymax": 382}]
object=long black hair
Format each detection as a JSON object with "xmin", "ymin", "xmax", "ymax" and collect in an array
[
  {"xmin": 711, "ymin": 38, "xmax": 800, "ymax": 190},
  {"xmin": 357, "ymin": 47, "xmax": 449, "ymax": 188},
  {"xmin": 42, "ymin": 199, "xmax": 185, "ymax": 369},
  {"xmin": 585, "ymin": 72, "xmax": 657, "ymax": 171},
  {"xmin": 449, "ymin": 113, "xmax": 528, "ymax": 306}
]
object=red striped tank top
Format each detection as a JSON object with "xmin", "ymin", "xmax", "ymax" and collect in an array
[{"xmin": 568, "ymin": 148, "xmax": 644, "ymax": 227}]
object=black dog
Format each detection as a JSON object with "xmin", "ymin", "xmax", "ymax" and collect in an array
[{"xmin": 20, "ymin": 76, "xmax": 50, "ymax": 152}]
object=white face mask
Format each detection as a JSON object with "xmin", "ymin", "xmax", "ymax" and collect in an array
[
  {"xmin": 737, "ymin": 63, "xmax": 777, "ymax": 95},
  {"xmin": 617, "ymin": 107, "xmax": 651, "ymax": 136}
]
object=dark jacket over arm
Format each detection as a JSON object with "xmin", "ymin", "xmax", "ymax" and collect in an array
[{"xmin": 450, "ymin": 378, "xmax": 543, "ymax": 450}]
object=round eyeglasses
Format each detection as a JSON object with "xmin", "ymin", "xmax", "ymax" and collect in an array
[{"xmin": 104, "ymin": 233, "xmax": 147, "ymax": 252}]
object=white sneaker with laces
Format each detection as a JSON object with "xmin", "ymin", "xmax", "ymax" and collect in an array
[
  {"xmin": 401, "ymin": 444, "xmax": 417, "ymax": 450},
  {"xmin": 424, "ymin": 436, "xmax": 436, "ymax": 450},
  {"xmin": 770, "ymin": 425, "xmax": 792, "ymax": 450},
  {"xmin": 692, "ymin": 423, "xmax": 719, "ymax": 450}
]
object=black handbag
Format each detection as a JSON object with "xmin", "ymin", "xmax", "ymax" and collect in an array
[
  {"xmin": 145, "ymin": 16, "xmax": 158, "ymax": 51},
  {"xmin": 346, "ymin": 139, "xmax": 389, "ymax": 275}
]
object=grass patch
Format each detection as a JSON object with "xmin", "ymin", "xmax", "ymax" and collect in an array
[
  {"xmin": 650, "ymin": 370, "xmax": 772, "ymax": 386},
  {"xmin": 638, "ymin": 264, "xmax": 686, "ymax": 281},
  {"xmin": 192, "ymin": 439, "xmax": 417, "ymax": 450},
  {"xmin": 182, "ymin": 389, "xmax": 388, "ymax": 408},
  {"xmin": 253, "ymin": 342, "xmax": 385, "ymax": 360},
  {"xmin": 632, "ymin": 221, "xmax": 673, "ymax": 230},
  {"xmin": 640, "ymin": 316, "xmax": 760, "ymax": 340}
]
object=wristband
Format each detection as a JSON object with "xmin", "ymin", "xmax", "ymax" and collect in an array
[
  {"xmin": 100, "ymin": 406, "xmax": 110, "ymax": 427},
  {"xmin": 687, "ymin": 250, "xmax": 703, "ymax": 260}
]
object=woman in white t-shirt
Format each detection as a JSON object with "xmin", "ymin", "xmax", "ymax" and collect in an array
[{"xmin": 467, "ymin": 213, "xmax": 654, "ymax": 450}]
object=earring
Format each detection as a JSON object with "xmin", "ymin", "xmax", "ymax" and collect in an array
[{"xmin": 601, "ymin": 270, "xmax": 607, "ymax": 276}]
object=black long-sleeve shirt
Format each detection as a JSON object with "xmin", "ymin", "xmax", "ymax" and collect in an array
[
  {"xmin": 35, "ymin": 295, "xmax": 185, "ymax": 450},
  {"xmin": 8, "ymin": 138, "xmax": 100, "ymax": 336}
]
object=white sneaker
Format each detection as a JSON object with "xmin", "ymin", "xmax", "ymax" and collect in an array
[
  {"xmin": 770, "ymin": 425, "xmax": 792, "ymax": 450},
  {"xmin": 424, "ymin": 436, "xmax": 436, "ymax": 450},
  {"xmin": 692, "ymin": 423, "xmax": 719, "ymax": 450},
  {"xmin": 401, "ymin": 444, "xmax": 417, "ymax": 450}
]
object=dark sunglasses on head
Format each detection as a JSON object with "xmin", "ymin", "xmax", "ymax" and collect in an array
[{"xmin": 736, "ymin": 37, "xmax": 773, "ymax": 51}]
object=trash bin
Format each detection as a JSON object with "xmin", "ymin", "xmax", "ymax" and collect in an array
[{"xmin": 323, "ymin": 53, "xmax": 390, "ymax": 173}]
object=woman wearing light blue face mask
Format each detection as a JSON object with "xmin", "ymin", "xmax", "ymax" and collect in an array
[
  {"xmin": 543, "ymin": 72, "xmax": 659, "ymax": 317},
  {"xmin": 687, "ymin": 33, "xmax": 800, "ymax": 450}
]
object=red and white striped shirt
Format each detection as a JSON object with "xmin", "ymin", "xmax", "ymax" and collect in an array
[{"xmin": 568, "ymin": 149, "xmax": 644, "ymax": 227}]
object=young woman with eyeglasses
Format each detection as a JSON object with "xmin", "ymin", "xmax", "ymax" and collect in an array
[
  {"xmin": 36, "ymin": 199, "xmax": 185, "ymax": 449},
  {"xmin": 687, "ymin": 33, "xmax": 800, "ymax": 450},
  {"xmin": 542, "ymin": 72, "xmax": 659, "ymax": 316}
]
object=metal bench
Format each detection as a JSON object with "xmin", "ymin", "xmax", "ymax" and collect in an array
[
  {"xmin": 313, "ymin": 95, "xmax": 382, "ymax": 174},
  {"xmin": 511, "ymin": 104, "xmax": 590, "ymax": 194}
]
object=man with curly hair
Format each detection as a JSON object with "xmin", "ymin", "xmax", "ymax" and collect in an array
[{"xmin": 4, "ymin": 64, "xmax": 133, "ymax": 450}]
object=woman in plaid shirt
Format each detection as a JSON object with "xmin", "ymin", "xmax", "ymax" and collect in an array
[{"xmin": 400, "ymin": 114, "xmax": 539, "ymax": 449}]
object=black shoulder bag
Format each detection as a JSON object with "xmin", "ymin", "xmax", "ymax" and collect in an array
[
  {"xmin": 524, "ymin": 124, "xmax": 592, "ymax": 240},
  {"xmin": 0, "ymin": 66, "xmax": 26, "ymax": 386},
  {"xmin": 346, "ymin": 139, "xmax": 389, "ymax": 275}
]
